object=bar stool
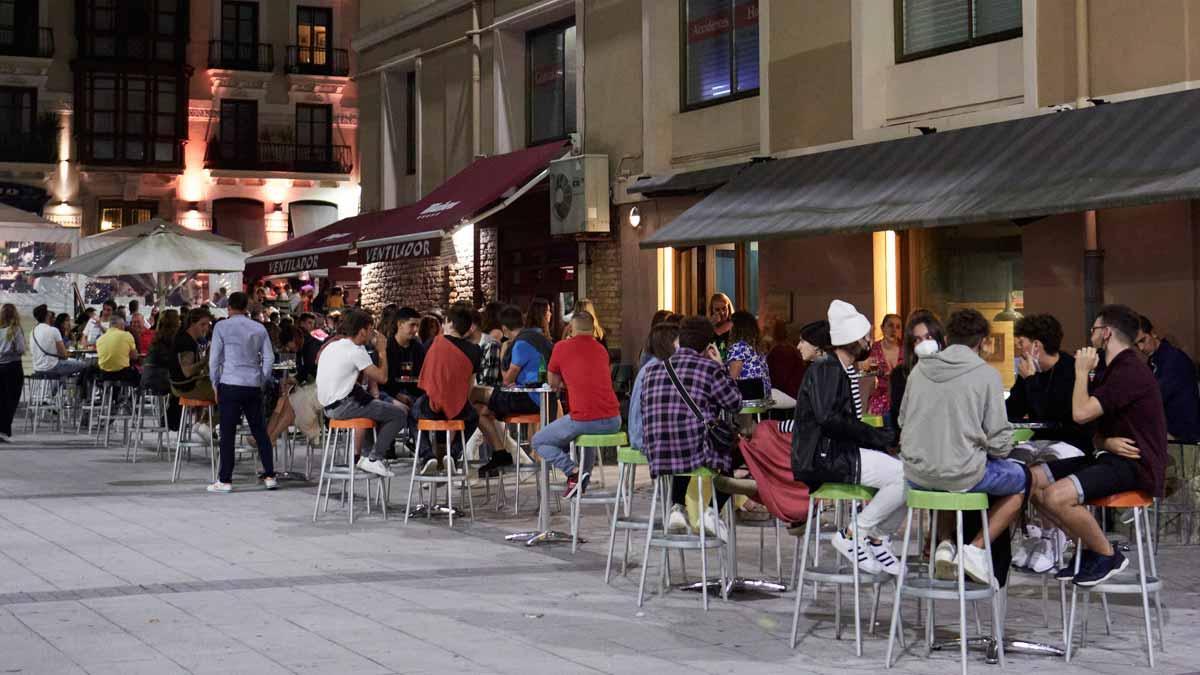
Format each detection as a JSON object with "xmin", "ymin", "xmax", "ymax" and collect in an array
[
  {"xmin": 1066, "ymin": 490, "xmax": 1164, "ymax": 668},
  {"xmin": 1156, "ymin": 439, "xmax": 1199, "ymax": 546},
  {"xmin": 568, "ymin": 432, "xmax": 627, "ymax": 553},
  {"xmin": 497, "ymin": 413, "xmax": 541, "ymax": 513},
  {"xmin": 637, "ymin": 467, "xmax": 728, "ymax": 611},
  {"xmin": 128, "ymin": 390, "xmax": 169, "ymax": 462},
  {"xmin": 313, "ymin": 417, "xmax": 386, "ymax": 524},
  {"xmin": 97, "ymin": 377, "xmax": 136, "ymax": 448},
  {"xmin": 404, "ymin": 419, "xmax": 473, "ymax": 527},
  {"xmin": 25, "ymin": 372, "xmax": 64, "ymax": 434},
  {"xmin": 604, "ymin": 446, "xmax": 653, "ymax": 583},
  {"xmin": 885, "ymin": 490, "xmax": 1005, "ymax": 675},
  {"xmin": 790, "ymin": 483, "xmax": 892, "ymax": 656},
  {"xmin": 171, "ymin": 398, "xmax": 216, "ymax": 483}
]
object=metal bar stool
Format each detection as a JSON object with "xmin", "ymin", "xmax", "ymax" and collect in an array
[
  {"xmin": 313, "ymin": 417, "xmax": 385, "ymax": 524},
  {"xmin": 97, "ymin": 378, "xmax": 136, "ymax": 448},
  {"xmin": 568, "ymin": 432, "xmax": 627, "ymax": 553},
  {"xmin": 885, "ymin": 489, "xmax": 1005, "ymax": 675},
  {"xmin": 128, "ymin": 390, "xmax": 169, "ymax": 462},
  {"xmin": 604, "ymin": 446, "xmax": 655, "ymax": 583},
  {"xmin": 497, "ymin": 413, "xmax": 541, "ymax": 513},
  {"xmin": 25, "ymin": 372, "xmax": 64, "ymax": 434},
  {"xmin": 404, "ymin": 419, "xmax": 473, "ymax": 527},
  {"xmin": 1156, "ymin": 439, "xmax": 1199, "ymax": 546},
  {"xmin": 637, "ymin": 467, "xmax": 728, "ymax": 611},
  {"xmin": 790, "ymin": 483, "xmax": 892, "ymax": 656},
  {"xmin": 171, "ymin": 398, "xmax": 216, "ymax": 483},
  {"xmin": 1066, "ymin": 490, "xmax": 1164, "ymax": 668}
]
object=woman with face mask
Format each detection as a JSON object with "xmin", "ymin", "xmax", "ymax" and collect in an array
[{"xmin": 888, "ymin": 310, "xmax": 946, "ymax": 432}]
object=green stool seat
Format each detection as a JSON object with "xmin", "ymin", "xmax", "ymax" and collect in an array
[
  {"xmin": 1011, "ymin": 428, "xmax": 1035, "ymax": 444},
  {"xmin": 740, "ymin": 405, "xmax": 771, "ymax": 416},
  {"xmin": 906, "ymin": 489, "xmax": 989, "ymax": 512},
  {"xmin": 862, "ymin": 414, "xmax": 884, "ymax": 428},
  {"xmin": 617, "ymin": 447, "xmax": 648, "ymax": 465},
  {"xmin": 576, "ymin": 432, "xmax": 628, "ymax": 447},
  {"xmin": 813, "ymin": 483, "xmax": 877, "ymax": 502}
]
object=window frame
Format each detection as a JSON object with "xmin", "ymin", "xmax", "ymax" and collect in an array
[
  {"xmin": 296, "ymin": 5, "xmax": 332, "ymax": 67},
  {"xmin": 218, "ymin": 98, "xmax": 258, "ymax": 167},
  {"xmin": 524, "ymin": 18, "xmax": 576, "ymax": 147},
  {"xmin": 0, "ymin": 86, "xmax": 37, "ymax": 136},
  {"xmin": 893, "ymin": 0, "xmax": 1023, "ymax": 64},
  {"xmin": 220, "ymin": 0, "xmax": 260, "ymax": 68},
  {"xmin": 97, "ymin": 199, "xmax": 158, "ymax": 232},
  {"xmin": 678, "ymin": 0, "xmax": 760, "ymax": 113},
  {"xmin": 77, "ymin": 70, "xmax": 186, "ymax": 168},
  {"xmin": 77, "ymin": 0, "xmax": 189, "ymax": 64},
  {"xmin": 404, "ymin": 70, "xmax": 416, "ymax": 176}
]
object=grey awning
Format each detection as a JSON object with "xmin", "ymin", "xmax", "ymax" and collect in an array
[
  {"xmin": 642, "ymin": 89, "xmax": 1200, "ymax": 248},
  {"xmin": 627, "ymin": 161, "xmax": 748, "ymax": 196}
]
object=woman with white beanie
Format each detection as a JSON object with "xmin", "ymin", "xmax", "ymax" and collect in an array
[{"xmin": 789, "ymin": 300, "xmax": 906, "ymax": 575}]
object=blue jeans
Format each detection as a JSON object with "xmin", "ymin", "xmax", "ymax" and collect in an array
[
  {"xmin": 532, "ymin": 414, "xmax": 622, "ymax": 477},
  {"xmin": 217, "ymin": 384, "xmax": 274, "ymax": 483},
  {"xmin": 911, "ymin": 458, "xmax": 1027, "ymax": 497}
]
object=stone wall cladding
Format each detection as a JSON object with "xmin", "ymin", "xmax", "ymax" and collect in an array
[
  {"xmin": 361, "ymin": 226, "xmax": 501, "ymax": 313},
  {"xmin": 588, "ymin": 235, "xmax": 623, "ymax": 357},
  {"xmin": 479, "ymin": 226, "xmax": 498, "ymax": 303}
]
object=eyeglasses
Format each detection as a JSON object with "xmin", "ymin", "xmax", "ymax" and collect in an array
[{"xmin": 1090, "ymin": 325, "xmax": 1106, "ymax": 333}]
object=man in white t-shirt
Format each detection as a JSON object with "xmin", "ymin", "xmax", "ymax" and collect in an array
[
  {"xmin": 317, "ymin": 309, "xmax": 407, "ymax": 478},
  {"xmin": 30, "ymin": 304, "xmax": 88, "ymax": 376},
  {"xmin": 83, "ymin": 301, "xmax": 114, "ymax": 346}
]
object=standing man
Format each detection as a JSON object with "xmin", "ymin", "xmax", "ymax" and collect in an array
[
  {"xmin": 532, "ymin": 311, "xmax": 622, "ymax": 498},
  {"xmin": 207, "ymin": 291, "xmax": 277, "ymax": 493},
  {"xmin": 1032, "ymin": 305, "xmax": 1168, "ymax": 586},
  {"xmin": 1136, "ymin": 315, "xmax": 1200, "ymax": 441},
  {"xmin": 317, "ymin": 309, "xmax": 406, "ymax": 478}
]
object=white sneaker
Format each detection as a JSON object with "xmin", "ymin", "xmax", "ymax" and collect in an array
[
  {"xmin": 955, "ymin": 544, "xmax": 996, "ymax": 587},
  {"xmin": 419, "ymin": 458, "xmax": 439, "ymax": 476},
  {"xmin": 262, "ymin": 476, "xmax": 278, "ymax": 490},
  {"xmin": 357, "ymin": 457, "xmax": 395, "ymax": 478},
  {"xmin": 1027, "ymin": 537, "xmax": 1057, "ymax": 574},
  {"xmin": 934, "ymin": 540, "xmax": 957, "ymax": 580},
  {"xmin": 701, "ymin": 507, "xmax": 728, "ymax": 541},
  {"xmin": 206, "ymin": 482, "xmax": 232, "ymax": 493},
  {"xmin": 194, "ymin": 423, "xmax": 212, "ymax": 443},
  {"xmin": 869, "ymin": 537, "xmax": 902, "ymax": 576},
  {"xmin": 1012, "ymin": 536, "xmax": 1034, "ymax": 569},
  {"xmin": 832, "ymin": 530, "xmax": 882, "ymax": 575},
  {"xmin": 667, "ymin": 505, "xmax": 691, "ymax": 534}
]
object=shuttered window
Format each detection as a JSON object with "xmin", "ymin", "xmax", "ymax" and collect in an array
[
  {"xmin": 897, "ymin": 0, "xmax": 1021, "ymax": 63},
  {"xmin": 681, "ymin": 0, "xmax": 759, "ymax": 111}
]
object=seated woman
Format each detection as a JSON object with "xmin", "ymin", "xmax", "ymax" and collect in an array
[{"xmin": 724, "ymin": 310, "xmax": 772, "ymax": 402}]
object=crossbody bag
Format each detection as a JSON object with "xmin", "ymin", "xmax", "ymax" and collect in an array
[{"xmin": 663, "ymin": 358, "xmax": 739, "ymax": 450}]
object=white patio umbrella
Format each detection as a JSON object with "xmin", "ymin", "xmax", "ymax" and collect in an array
[{"xmin": 77, "ymin": 217, "xmax": 241, "ymax": 254}]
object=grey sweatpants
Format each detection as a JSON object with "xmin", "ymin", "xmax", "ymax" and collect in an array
[{"xmin": 325, "ymin": 396, "xmax": 409, "ymax": 461}]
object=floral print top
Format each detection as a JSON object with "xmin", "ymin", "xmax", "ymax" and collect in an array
[{"xmin": 726, "ymin": 340, "xmax": 772, "ymax": 395}]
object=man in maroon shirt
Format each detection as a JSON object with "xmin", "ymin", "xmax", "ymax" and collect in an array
[
  {"xmin": 1032, "ymin": 304, "xmax": 1167, "ymax": 587},
  {"xmin": 531, "ymin": 312, "xmax": 621, "ymax": 497}
]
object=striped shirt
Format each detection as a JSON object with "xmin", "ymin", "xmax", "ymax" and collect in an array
[{"xmin": 844, "ymin": 362, "xmax": 863, "ymax": 419}]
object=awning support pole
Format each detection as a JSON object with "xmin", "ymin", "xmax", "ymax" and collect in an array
[{"xmin": 1083, "ymin": 210, "xmax": 1103, "ymax": 331}]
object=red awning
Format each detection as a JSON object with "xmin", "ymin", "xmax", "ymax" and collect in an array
[{"xmin": 244, "ymin": 141, "xmax": 570, "ymax": 277}]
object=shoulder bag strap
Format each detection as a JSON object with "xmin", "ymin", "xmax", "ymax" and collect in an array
[{"xmin": 664, "ymin": 358, "xmax": 707, "ymax": 424}]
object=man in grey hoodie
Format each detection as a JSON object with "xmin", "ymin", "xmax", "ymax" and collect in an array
[{"xmin": 899, "ymin": 309, "xmax": 1019, "ymax": 585}]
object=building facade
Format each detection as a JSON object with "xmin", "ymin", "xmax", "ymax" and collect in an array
[
  {"xmin": 0, "ymin": 0, "xmax": 360, "ymax": 256},
  {"xmin": 354, "ymin": 0, "xmax": 1200, "ymax": 365}
]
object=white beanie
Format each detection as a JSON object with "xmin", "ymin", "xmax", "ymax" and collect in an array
[{"xmin": 827, "ymin": 299, "xmax": 872, "ymax": 346}]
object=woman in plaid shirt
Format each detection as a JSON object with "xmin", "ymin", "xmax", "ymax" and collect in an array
[{"xmin": 641, "ymin": 316, "xmax": 743, "ymax": 537}]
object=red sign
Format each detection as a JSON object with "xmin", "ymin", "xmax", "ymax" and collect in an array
[
  {"xmin": 687, "ymin": 1, "xmax": 757, "ymax": 43},
  {"xmin": 533, "ymin": 63, "xmax": 563, "ymax": 87}
]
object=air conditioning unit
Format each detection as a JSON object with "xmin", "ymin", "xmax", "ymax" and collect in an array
[{"xmin": 549, "ymin": 154, "xmax": 610, "ymax": 235}]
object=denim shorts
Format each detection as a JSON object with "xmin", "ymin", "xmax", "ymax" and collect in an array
[{"xmin": 910, "ymin": 458, "xmax": 1027, "ymax": 496}]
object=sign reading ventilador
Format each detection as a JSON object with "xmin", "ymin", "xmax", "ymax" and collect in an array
[
  {"xmin": 267, "ymin": 254, "xmax": 321, "ymax": 275},
  {"xmin": 360, "ymin": 237, "xmax": 441, "ymax": 264}
]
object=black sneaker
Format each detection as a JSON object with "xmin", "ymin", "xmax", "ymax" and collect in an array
[
  {"xmin": 1074, "ymin": 550, "xmax": 1128, "ymax": 587},
  {"xmin": 1055, "ymin": 549, "xmax": 1096, "ymax": 581},
  {"xmin": 477, "ymin": 450, "xmax": 514, "ymax": 478},
  {"xmin": 563, "ymin": 471, "xmax": 590, "ymax": 499}
]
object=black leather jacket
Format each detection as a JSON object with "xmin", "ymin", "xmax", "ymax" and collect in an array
[{"xmin": 790, "ymin": 353, "xmax": 897, "ymax": 489}]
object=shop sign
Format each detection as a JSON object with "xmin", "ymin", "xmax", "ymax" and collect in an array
[
  {"xmin": 267, "ymin": 254, "xmax": 321, "ymax": 275},
  {"xmin": 360, "ymin": 237, "xmax": 441, "ymax": 264}
]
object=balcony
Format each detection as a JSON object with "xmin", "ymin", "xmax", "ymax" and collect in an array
[
  {"xmin": 0, "ymin": 127, "xmax": 56, "ymax": 164},
  {"xmin": 0, "ymin": 27, "xmax": 54, "ymax": 59},
  {"xmin": 285, "ymin": 46, "xmax": 349, "ymax": 77},
  {"xmin": 208, "ymin": 41, "xmax": 274, "ymax": 72},
  {"xmin": 205, "ymin": 140, "xmax": 352, "ymax": 175}
]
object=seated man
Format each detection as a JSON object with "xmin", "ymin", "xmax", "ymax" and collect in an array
[
  {"xmin": 1033, "ymin": 305, "xmax": 1168, "ymax": 586},
  {"xmin": 900, "ymin": 309, "xmax": 1018, "ymax": 584},
  {"xmin": 474, "ymin": 304, "xmax": 545, "ymax": 476},
  {"xmin": 316, "ymin": 309, "xmax": 406, "ymax": 478},
  {"xmin": 415, "ymin": 302, "xmax": 481, "ymax": 473},
  {"xmin": 1009, "ymin": 313, "xmax": 1093, "ymax": 453},
  {"xmin": 95, "ymin": 315, "xmax": 140, "ymax": 385},
  {"xmin": 792, "ymin": 300, "xmax": 902, "ymax": 574},
  {"xmin": 1136, "ymin": 314, "xmax": 1200, "ymax": 441},
  {"xmin": 532, "ymin": 311, "xmax": 622, "ymax": 497},
  {"xmin": 83, "ymin": 301, "xmax": 114, "ymax": 347},
  {"xmin": 30, "ymin": 304, "xmax": 88, "ymax": 377},
  {"xmin": 170, "ymin": 308, "xmax": 215, "ymax": 402}
]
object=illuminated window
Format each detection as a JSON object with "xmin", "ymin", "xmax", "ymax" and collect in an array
[
  {"xmin": 98, "ymin": 200, "xmax": 157, "ymax": 232},
  {"xmin": 297, "ymin": 6, "xmax": 331, "ymax": 66},
  {"xmin": 681, "ymin": 0, "xmax": 759, "ymax": 110}
]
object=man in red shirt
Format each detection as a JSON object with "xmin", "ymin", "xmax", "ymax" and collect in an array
[{"xmin": 532, "ymin": 311, "xmax": 620, "ymax": 497}]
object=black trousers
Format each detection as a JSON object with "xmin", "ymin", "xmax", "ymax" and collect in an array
[
  {"xmin": 217, "ymin": 384, "xmax": 274, "ymax": 483},
  {"xmin": 0, "ymin": 362, "xmax": 22, "ymax": 436}
]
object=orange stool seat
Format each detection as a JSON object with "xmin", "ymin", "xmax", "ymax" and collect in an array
[
  {"xmin": 417, "ymin": 419, "xmax": 466, "ymax": 432},
  {"xmin": 1087, "ymin": 491, "xmax": 1153, "ymax": 508},
  {"xmin": 501, "ymin": 413, "xmax": 540, "ymax": 426},
  {"xmin": 330, "ymin": 418, "xmax": 375, "ymax": 430},
  {"xmin": 180, "ymin": 398, "xmax": 214, "ymax": 407}
]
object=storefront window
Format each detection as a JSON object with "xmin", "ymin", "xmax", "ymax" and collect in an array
[{"xmin": 527, "ymin": 20, "xmax": 576, "ymax": 146}]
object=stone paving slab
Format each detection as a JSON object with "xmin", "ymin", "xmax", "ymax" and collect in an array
[{"xmin": 0, "ymin": 431, "xmax": 1198, "ymax": 674}]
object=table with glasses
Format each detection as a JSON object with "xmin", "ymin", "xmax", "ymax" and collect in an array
[{"xmin": 501, "ymin": 385, "xmax": 568, "ymax": 546}]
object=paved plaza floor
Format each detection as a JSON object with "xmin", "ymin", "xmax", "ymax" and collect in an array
[{"xmin": 0, "ymin": 430, "xmax": 1198, "ymax": 674}]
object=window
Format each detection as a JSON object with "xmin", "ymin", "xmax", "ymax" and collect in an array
[
  {"xmin": 218, "ymin": 99, "xmax": 258, "ymax": 166},
  {"xmin": 79, "ymin": 0, "xmax": 187, "ymax": 63},
  {"xmin": 0, "ymin": 87, "xmax": 35, "ymax": 136},
  {"xmin": 526, "ymin": 20, "xmax": 576, "ymax": 146},
  {"xmin": 295, "ymin": 103, "xmax": 332, "ymax": 165},
  {"xmin": 297, "ymin": 6, "xmax": 331, "ymax": 66},
  {"xmin": 681, "ymin": 0, "xmax": 758, "ymax": 110},
  {"xmin": 405, "ymin": 70, "xmax": 416, "ymax": 175},
  {"xmin": 896, "ymin": 0, "xmax": 1022, "ymax": 62},
  {"xmin": 98, "ymin": 200, "xmax": 157, "ymax": 231},
  {"xmin": 79, "ymin": 72, "xmax": 183, "ymax": 166},
  {"xmin": 220, "ymin": 1, "xmax": 259, "ymax": 68},
  {"xmin": 0, "ymin": 0, "xmax": 38, "ymax": 55}
]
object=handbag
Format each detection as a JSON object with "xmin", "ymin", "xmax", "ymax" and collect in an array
[{"xmin": 664, "ymin": 358, "xmax": 739, "ymax": 450}]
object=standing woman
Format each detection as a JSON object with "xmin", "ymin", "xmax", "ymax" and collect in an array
[
  {"xmin": 708, "ymin": 292, "xmax": 734, "ymax": 357},
  {"xmin": 0, "ymin": 304, "xmax": 26, "ymax": 441},
  {"xmin": 865, "ymin": 313, "xmax": 903, "ymax": 419}
]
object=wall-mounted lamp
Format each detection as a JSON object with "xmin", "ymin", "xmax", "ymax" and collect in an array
[
  {"xmin": 628, "ymin": 206, "xmax": 641, "ymax": 229},
  {"xmin": 274, "ymin": 202, "xmax": 284, "ymax": 212}
]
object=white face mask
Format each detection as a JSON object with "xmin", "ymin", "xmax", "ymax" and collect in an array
[{"xmin": 914, "ymin": 339, "xmax": 940, "ymax": 358}]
